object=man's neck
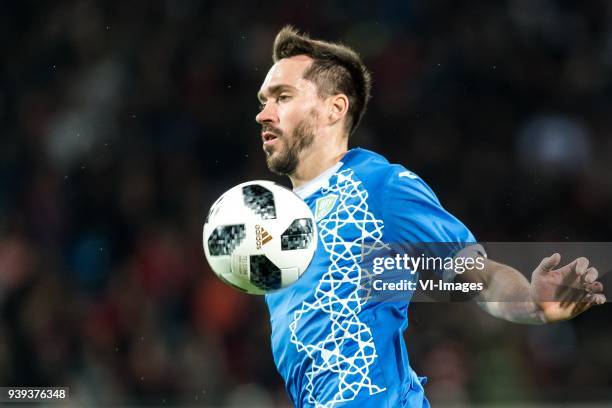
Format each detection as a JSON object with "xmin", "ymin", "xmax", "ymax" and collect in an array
[{"xmin": 289, "ymin": 145, "xmax": 348, "ymax": 189}]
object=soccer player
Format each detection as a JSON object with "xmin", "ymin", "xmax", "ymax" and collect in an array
[{"xmin": 256, "ymin": 26, "xmax": 606, "ymax": 408}]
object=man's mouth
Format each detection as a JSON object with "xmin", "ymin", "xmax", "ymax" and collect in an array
[{"xmin": 262, "ymin": 131, "xmax": 279, "ymax": 146}]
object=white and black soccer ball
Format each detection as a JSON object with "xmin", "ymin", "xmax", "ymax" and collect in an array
[{"xmin": 203, "ymin": 181, "xmax": 317, "ymax": 295}]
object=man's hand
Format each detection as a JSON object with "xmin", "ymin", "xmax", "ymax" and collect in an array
[{"xmin": 531, "ymin": 253, "xmax": 606, "ymax": 323}]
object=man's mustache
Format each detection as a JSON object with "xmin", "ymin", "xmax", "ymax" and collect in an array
[{"xmin": 262, "ymin": 125, "xmax": 282, "ymax": 137}]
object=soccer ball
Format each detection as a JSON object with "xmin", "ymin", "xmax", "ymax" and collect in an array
[{"xmin": 203, "ymin": 181, "xmax": 317, "ymax": 295}]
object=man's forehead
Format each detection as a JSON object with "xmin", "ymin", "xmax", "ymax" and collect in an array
[{"xmin": 259, "ymin": 55, "xmax": 314, "ymax": 95}]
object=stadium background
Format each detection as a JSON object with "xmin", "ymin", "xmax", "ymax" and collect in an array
[{"xmin": 1, "ymin": 0, "xmax": 611, "ymax": 406}]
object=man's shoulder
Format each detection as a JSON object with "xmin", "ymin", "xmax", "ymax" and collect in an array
[
  {"xmin": 341, "ymin": 148, "xmax": 395, "ymax": 183},
  {"xmin": 341, "ymin": 148, "xmax": 426, "ymax": 195},
  {"xmin": 341, "ymin": 148, "xmax": 391, "ymax": 170}
]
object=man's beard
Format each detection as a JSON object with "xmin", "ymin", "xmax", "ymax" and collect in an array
[{"xmin": 264, "ymin": 113, "xmax": 316, "ymax": 176}]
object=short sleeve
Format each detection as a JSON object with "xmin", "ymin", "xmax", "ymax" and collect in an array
[{"xmin": 382, "ymin": 166, "xmax": 486, "ymax": 281}]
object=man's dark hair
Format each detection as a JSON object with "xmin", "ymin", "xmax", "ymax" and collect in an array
[{"xmin": 272, "ymin": 26, "xmax": 372, "ymax": 137}]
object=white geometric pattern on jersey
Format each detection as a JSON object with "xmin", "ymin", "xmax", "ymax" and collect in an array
[{"xmin": 288, "ymin": 169, "xmax": 387, "ymax": 407}]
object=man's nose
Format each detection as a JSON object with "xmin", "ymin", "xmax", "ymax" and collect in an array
[{"xmin": 256, "ymin": 103, "xmax": 277, "ymax": 124}]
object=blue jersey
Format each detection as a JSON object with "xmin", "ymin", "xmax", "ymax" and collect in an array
[{"xmin": 265, "ymin": 148, "xmax": 478, "ymax": 408}]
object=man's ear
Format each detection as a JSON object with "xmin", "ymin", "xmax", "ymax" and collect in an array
[{"xmin": 327, "ymin": 94, "xmax": 349, "ymax": 126}]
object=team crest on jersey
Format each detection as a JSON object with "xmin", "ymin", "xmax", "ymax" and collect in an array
[{"xmin": 314, "ymin": 194, "xmax": 337, "ymax": 220}]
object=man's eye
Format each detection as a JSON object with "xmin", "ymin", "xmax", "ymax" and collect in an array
[
  {"xmin": 277, "ymin": 94, "xmax": 291, "ymax": 102},
  {"xmin": 258, "ymin": 102, "xmax": 266, "ymax": 111}
]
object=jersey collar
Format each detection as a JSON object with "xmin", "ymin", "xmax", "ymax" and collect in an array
[
  {"xmin": 292, "ymin": 148, "xmax": 368, "ymax": 199},
  {"xmin": 293, "ymin": 160, "xmax": 343, "ymax": 199}
]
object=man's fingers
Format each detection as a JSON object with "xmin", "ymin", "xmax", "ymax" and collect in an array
[
  {"xmin": 571, "ymin": 301, "xmax": 592, "ymax": 316},
  {"xmin": 592, "ymin": 293, "xmax": 606, "ymax": 305},
  {"xmin": 538, "ymin": 253, "xmax": 561, "ymax": 274},
  {"xmin": 584, "ymin": 281, "xmax": 603, "ymax": 293},
  {"xmin": 571, "ymin": 257, "xmax": 590, "ymax": 276},
  {"xmin": 583, "ymin": 266, "xmax": 598, "ymax": 283},
  {"xmin": 559, "ymin": 287, "xmax": 587, "ymax": 308},
  {"xmin": 565, "ymin": 293, "xmax": 606, "ymax": 316},
  {"xmin": 585, "ymin": 293, "xmax": 606, "ymax": 305}
]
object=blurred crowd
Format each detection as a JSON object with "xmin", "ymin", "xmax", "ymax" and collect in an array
[{"xmin": 1, "ymin": 0, "xmax": 611, "ymax": 406}]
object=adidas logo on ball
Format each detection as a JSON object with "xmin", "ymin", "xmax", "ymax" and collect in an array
[{"xmin": 255, "ymin": 224, "xmax": 273, "ymax": 249}]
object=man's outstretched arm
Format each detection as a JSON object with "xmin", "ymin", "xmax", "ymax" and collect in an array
[{"xmin": 461, "ymin": 254, "xmax": 606, "ymax": 324}]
